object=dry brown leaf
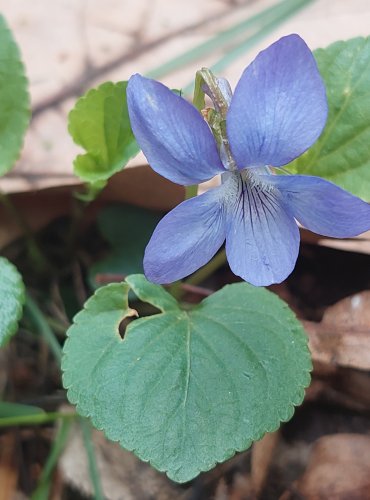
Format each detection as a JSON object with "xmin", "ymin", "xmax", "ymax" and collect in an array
[
  {"xmin": 285, "ymin": 434, "xmax": 370, "ymax": 499},
  {"xmin": 304, "ymin": 291, "xmax": 370, "ymax": 371},
  {"xmin": 59, "ymin": 422, "xmax": 187, "ymax": 500},
  {"xmin": 300, "ymin": 229, "xmax": 370, "ymax": 256},
  {"xmin": 0, "ymin": 0, "xmax": 271, "ymax": 194},
  {"xmin": 322, "ymin": 291, "xmax": 370, "ymax": 329},
  {"xmin": 1, "ymin": 0, "xmax": 370, "ymax": 196}
]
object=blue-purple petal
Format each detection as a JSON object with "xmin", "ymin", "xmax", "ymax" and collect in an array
[
  {"xmin": 224, "ymin": 173, "xmax": 300, "ymax": 286},
  {"xmin": 227, "ymin": 34, "xmax": 328, "ymax": 168},
  {"xmin": 127, "ymin": 74, "xmax": 224, "ymax": 185},
  {"xmin": 266, "ymin": 174, "xmax": 370, "ymax": 237},
  {"xmin": 144, "ymin": 187, "xmax": 226, "ymax": 284}
]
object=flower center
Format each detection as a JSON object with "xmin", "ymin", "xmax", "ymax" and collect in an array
[
  {"xmin": 241, "ymin": 166, "xmax": 275, "ymax": 191},
  {"xmin": 222, "ymin": 167, "xmax": 275, "ymax": 207}
]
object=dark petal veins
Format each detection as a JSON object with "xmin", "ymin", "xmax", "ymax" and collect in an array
[
  {"xmin": 127, "ymin": 74, "xmax": 225, "ymax": 186},
  {"xmin": 225, "ymin": 172, "xmax": 300, "ymax": 286},
  {"xmin": 227, "ymin": 34, "xmax": 328, "ymax": 168}
]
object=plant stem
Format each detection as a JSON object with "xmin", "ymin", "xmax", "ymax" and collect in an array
[
  {"xmin": 24, "ymin": 294, "xmax": 63, "ymax": 362},
  {"xmin": 80, "ymin": 418, "xmax": 104, "ymax": 500},
  {"xmin": 185, "ymin": 185, "xmax": 198, "ymax": 200},
  {"xmin": 186, "ymin": 249, "xmax": 227, "ymax": 287},
  {"xmin": 31, "ymin": 418, "xmax": 72, "ymax": 500},
  {"xmin": 170, "ymin": 249, "xmax": 227, "ymax": 300},
  {"xmin": 46, "ymin": 316, "xmax": 69, "ymax": 335},
  {"xmin": 0, "ymin": 411, "xmax": 76, "ymax": 427}
]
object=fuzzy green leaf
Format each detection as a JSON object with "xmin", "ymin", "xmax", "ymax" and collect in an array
[
  {"xmin": 68, "ymin": 81, "xmax": 139, "ymax": 183},
  {"xmin": 289, "ymin": 37, "xmax": 370, "ymax": 200},
  {"xmin": 62, "ymin": 276, "xmax": 311, "ymax": 482},
  {"xmin": 0, "ymin": 258, "xmax": 25, "ymax": 346},
  {"xmin": 0, "ymin": 15, "xmax": 30, "ymax": 175}
]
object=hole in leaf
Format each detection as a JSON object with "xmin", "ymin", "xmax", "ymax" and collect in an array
[{"xmin": 118, "ymin": 310, "xmax": 138, "ymax": 339}]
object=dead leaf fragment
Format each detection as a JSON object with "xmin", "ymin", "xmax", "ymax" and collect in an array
[
  {"xmin": 59, "ymin": 422, "xmax": 186, "ymax": 500},
  {"xmin": 304, "ymin": 291, "xmax": 370, "ymax": 371},
  {"xmin": 287, "ymin": 434, "xmax": 370, "ymax": 499}
]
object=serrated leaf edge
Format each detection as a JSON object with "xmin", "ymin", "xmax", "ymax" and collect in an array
[
  {"xmin": 0, "ymin": 257, "xmax": 25, "ymax": 346},
  {"xmin": 62, "ymin": 280, "xmax": 312, "ymax": 482},
  {"xmin": 68, "ymin": 81, "xmax": 139, "ymax": 183},
  {"xmin": 0, "ymin": 16, "xmax": 30, "ymax": 176}
]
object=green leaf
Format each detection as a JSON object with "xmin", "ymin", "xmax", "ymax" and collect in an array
[
  {"xmin": 62, "ymin": 276, "xmax": 311, "ymax": 483},
  {"xmin": 0, "ymin": 15, "xmax": 30, "ymax": 175},
  {"xmin": 0, "ymin": 401, "xmax": 44, "ymax": 418},
  {"xmin": 68, "ymin": 81, "xmax": 139, "ymax": 183},
  {"xmin": 89, "ymin": 204, "xmax": 162, "ymax": 288},
  {"xmin": 289, "ymin": 37, "xmax": 370, "ymax": 200},
  {"xmin": 125, "ymin": 274, "xmax": 179, "ymax": 312},
  {"xmin": 0, "ymin": 257, "xmax": 25, "ymax": 346},
  {"xmin": 63, "ymin": 279, "xmax": 311, "ymax": 481},
  {"xmin": 62, "ymin": 275, "xmax": 311, "ymax": 482}
]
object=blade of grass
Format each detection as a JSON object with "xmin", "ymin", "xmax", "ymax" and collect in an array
[
  {"xmin": 0, "ymin": 411, "xmax": 76, "ymax": 427},
  {"xmin": 31, "ymin": 418, "xmax": 72, "ymax": 500},
  {"xmin": 182, "ymin": 0, "xmax": 312, "ymax": 96},
  {"xmin": 0, "ymin": 401, "xmax": 44, "ymax": 418},
  {"xmin": 147, "ymin": 0, "xmax": 312, "ymax": 80},
  {"xmin": 211, "ymin": 0, "xmax": 311, "ymax": 75},
  {"xmin": 24, "ymin": 294, "xmax": 63, "ymax": 362},
  {"xmin": 80, "ymin": 418, "xmax": 104, "ymax": 500}
]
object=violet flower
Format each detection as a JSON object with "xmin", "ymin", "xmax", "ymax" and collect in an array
[{"xmin": 127, "ymin": 34, "xmax": 370, "ymax": 286}]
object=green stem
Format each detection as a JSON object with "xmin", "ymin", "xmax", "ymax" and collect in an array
[
  {"xmin": 80, "ymin": 418, "xmax": 104, "ymax": 500},
  {"xmin": 46, "ymin": 316, "xmax": 69, "ymax": 335},
  {"xmin": 168, "ymin": 281, "xmax": 182, "ymax": 299},
  {"xmin": 24, "ymin": 294, "xmax": 63, "ymax": 362},
  {"xmin": 0, "ymin": 411, "xmax": 76, "ymax": 427},
  {"xmin": 0, "ymin": 190, "xmax": 47, "ymax": 271},
  {"xmin": 31, "ymin": 419, "xmax": 72, "ymax": 500},
  {"xmin": 186, "ymin": 249, "xmax": 227, "ymax": 287},
  {"xmin": 170, "ymin": 249, "xmax": 227, "ymax": 300},
  {"xmin": 185, "ymin": 185, "xmax": 198, "ymax": 200}
]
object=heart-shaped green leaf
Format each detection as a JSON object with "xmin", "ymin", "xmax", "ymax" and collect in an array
[
  {"xmin": 289, "ymin": 37, "xmax": 370, "ymax": 200},
  {"xmin": 0, "ymin": 15, "xmax": 30, "ymax": 175},
  {"xmin": 0, "ymin": 257, "xmax": 25, "ymax": 346},
  {"xmin": 62, "ymin": 274, "xmax": 311, "ymax": 482},
  {"xmin": 68, "ymin": 81, "xmax": 139, "ymax": 183}
]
